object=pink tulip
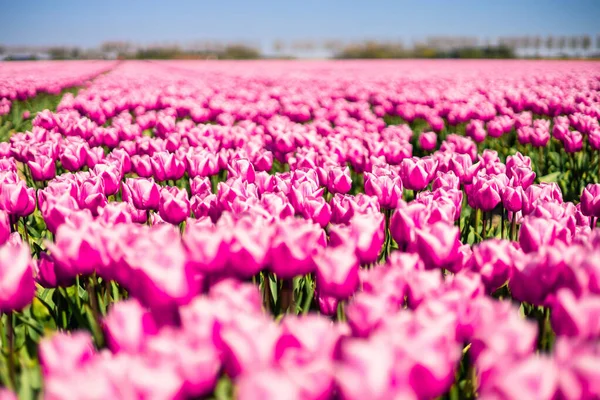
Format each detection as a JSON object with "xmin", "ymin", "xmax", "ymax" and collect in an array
[
  {"xmin": 419, "ymin": 131, "xmax": 437, "ymax": 151},
  {"xmin": 104, "ymin": 299, "xmax": 158, "ymax": 353},
  {"xmin": 0, "ymin": 389, "xmax": 16, "ymax": 400},
  {"xmin": 227, "ymin": 159, "xmax": 256, "ymax": 183},
  {"xmin": 316, "ymin": 292, "xmax": 339, "ymax": 316},
  {"xmin": 158, "ymin": 186, "xmax": 190, "ymax": 225},
  {"xmin": 151, "ymin": 152, "xmax": 186, "ymax": 182},
  {"xmin": 28, "ymin": 154, "xmax": 56, "ymax": 181},
  {"xmin": 550, "ymin": 289, "xmax": 600, "ymax": 339},
  {"xmin": 467, "ymin": 174, "xmax": 504, "ymax": 211},
  {"xmin": 581, "ymin": 184, "xmax": 600, "ymax": 218},
  {"xmin": 364, "ymin": 172, "xmax": 402, "ymax": 209},
  {"xmin": 519, "ymin": 217, "xmax": 568, "ymax": 253},
  {"xmin": 227, "ymin": 219, "xmax": 272, "ymax": 278},
  {"xmin": 34, "ymin": 252, "xmax": 74, "ymax": 288},
  {"xmin": 0, "ymin": 242, "xmax": 35, "ymax": 312},
  {"xmin": 60, "ymin": 142, "xmax": 88, "ymax": 171},
  {"xmin": 78, "ymin": 178, "xmax": 107, "ymax": 216},
  {"xmin": 184, "ymin": 223, "xmax": 229, "ymax": 274},
  {"xmin": 123, "ymin": 178, "xmax": 160, "ymax": 211},
  {"xmin": 190, "ymin": 176, "xmax": 212, "ymax": 196},
  {"xmin": 413, "ymin": 221, "xmax": 460, "ymax": 270},
  {"xmin": 0, "ymin": 210, "xmax": 9, "ymax": 245},
  {"xmin": 470, "ymin": 239, "xmax": 515, "ymax": 292},
  {"xmin": 92, "ymin": 163, "xmax": 121, "ymax": 196},
  {"xmin": 399, "ymin": 157, "xmax": 438, "ymax": 191},
  {"xmin": 327, "ymin": 166, "xmax": 352, "ymax": 194},
  {"xmin": 270, "ymin": 219, "xmax": 326, "ymax": 279},
  {"xmin": 563, "ymin": 130, "xmax": 583, "ymax": 153},
  {"xmin": 131, "ymin": 154, "xmax": 154, "ymax": 178},
  {"xmin": 0, "ymin": 181, "xmax": 36, "ymax": 218},
  {"xmin": 39, "ymin": 331, "xmax": 95, "ymax": 376},
  {"xmin": 315, "ymin": 244, "xmax": 360, "ymax": 299},
  {"xmin": 502, "ymin": 184, "xmax": 526, "ymax": 213}
]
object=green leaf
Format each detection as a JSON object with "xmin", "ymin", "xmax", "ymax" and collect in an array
[
  {"xmin": 269, "ymin": 274, "xmax": 278, "ymax": 306},
  {"xmin": 31, "ymin": 297, "xmax": 52, "ymax": 321},
  {"xmin": 538, "ymin": 171, "xmax": 561, "ymax": 183},
  {"xmin": 214, "ymin": 375, "xmax": 234, "ymax": 400}
]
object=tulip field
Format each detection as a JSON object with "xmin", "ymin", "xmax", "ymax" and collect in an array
[{"xmin": 1, "ymin": 59, "xmax": 600, "ymax": 399}]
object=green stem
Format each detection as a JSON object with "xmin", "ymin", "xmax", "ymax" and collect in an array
[
  {"xmin": 75, "ymin": 275, "xmax": 82, "ymax": 310},
  {"xmin": 336, "ymin": 301, "xmax": 346, "ymax": 322},
  {"xmin": 500, "ymin": 208, "xmax": 505, "ymax": 239},
  {"xmin": 302, "ymin": 276, "xmax": 314, "ymax": 315},
  {"xmin": 481, "ymin": 211, "xmax": 487, "ymax": 240},
  {"xmin": 6, "ymin": 312, "xmax": 16, "ymax": 390},
  {"xmin": 262, "ymin": 272, "xmax": 272, "ymax": 313},
  {"xmin": 86, "ymin": 277, "xmax": 101, "ymax": 323},
  {"xmin": 474, "ymin": 209, "xmax": 481, "ymax": 241},
  {"xmin": 510, "ymin": 214, "xmax": 517, "ymax": 241}
]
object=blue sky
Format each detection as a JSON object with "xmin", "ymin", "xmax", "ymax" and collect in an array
[{"xmin": 1, "ymin": 0, "xmax": 598, "ymax": 53}]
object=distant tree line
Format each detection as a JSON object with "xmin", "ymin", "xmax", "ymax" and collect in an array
[
  {"xmin": 128, "ymin": 45, "xmax": 261, "ymax": 60},
  {"xmin": 2, "ymin": 34, "xmax": 599, "ymax": 61},
  {"xmin": 331, "ymin": 41, "xmax": 516, "ymax": 59}
]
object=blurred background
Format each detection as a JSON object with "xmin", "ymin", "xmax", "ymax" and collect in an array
[{"xmin": 0, "ymin": 0, "xmax": 598, "ymax": 61}]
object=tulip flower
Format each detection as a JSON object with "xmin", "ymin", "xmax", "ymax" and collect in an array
[
  {"xmin": 60, "ymin": 142, "xmax": 88, "ymax": 172},
  {"xmin": 78, "ymin": 178, "xmax": 107, "ymax": 216},
  {"xmin": 158, "ymin": 186, "xmax": 190, "ymax": 225},
  {"xmin": 581, "ymin": 184, "xmax": 600, "ymax": 218},
  {"xmin": 563, "ymin": 130, "xmax": 583, "ymax": 153},
  {"xmin": 470, "ymin": 239, "xmax": 515, "ymax": 292},
  {"xmin": 123, "ymin": 178, "xmax": 160, "ymax": 211},
  {"xmin": 0, "ymin": 210, "xmax": 9, "ymax": 245},
  {"xmin": 27, "ymin": 154, "xmax": 56, "ymax": 181},
  {"xmin": 315, "ymin": 244, "xmax": 360, "ymax": 300},
  {"xmin": 399, "ymin": 156, "xmax": 438, "ymax": 191},
  {"xmin": 413, "ymin": 221, "xmax": 460, "ymax": 270},
  {"xmin": 104, "ymin": 299, "xmax": 158, "ymax": 354},
  {"xmin": 92, "ymin": 163, "xmax": 121, "ymax": 196},
  {"xmin": 364, "ymin": 172, "xmax": 402, "ymax": 209},
  {"xmin": 502, "ymin": 184, "xmax": 525, "ymax": 213},
  {"xmin": 0, "ymin": 242, "xmax": 35, "ymax": 313},
  {"xmin": 419, "ymin": 131, "xmax": 437, "ymax": 151},
  {"xmin": 131, "ymin": 154, "xmax": 154, "ymax": 178},
  {"xmin": 190, "ymin": 176, "xmax": 212, "ymax": 196},
  {"xmin": 39, "ymin": 331, "xmax": 95, "ymax": 376},
  {"xmin": 34, "ymin": 252, "xmax": 74, "ymax": 288},
  {"xmin": 270, "ymin": 218, "xmax": 326, "ymax": 279},
  {"xmin": 151, "ymin": 152, "xmax": 186, "ymax": 182},
  {"xmin": 327, "ymin": 166, "xmax": 352, "ymax": 194},
  {"xmin": 0, "ymin": 389, "xmax": 17, "ymax": 400},
  {"xmin": 0, "ymin": 181, "xmax": 36, "ymax": 218}
]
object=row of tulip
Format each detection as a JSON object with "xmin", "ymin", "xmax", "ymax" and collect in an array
[
  {"xmin": 0, "ymin": 60, "xmax": 599, "ymax": 399},
  {"xmin": 0, "ymin": 61, "xmax": 115, "ymax": 117}
]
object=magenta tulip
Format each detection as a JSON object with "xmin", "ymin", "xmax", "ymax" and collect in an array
[
  {"xmin": 0, "ymin": 242, "xmax": 35, "ymax": 312},
  {"xmin": 158, "ymin": 186, "xmax": 190, "ymax": 225}
]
